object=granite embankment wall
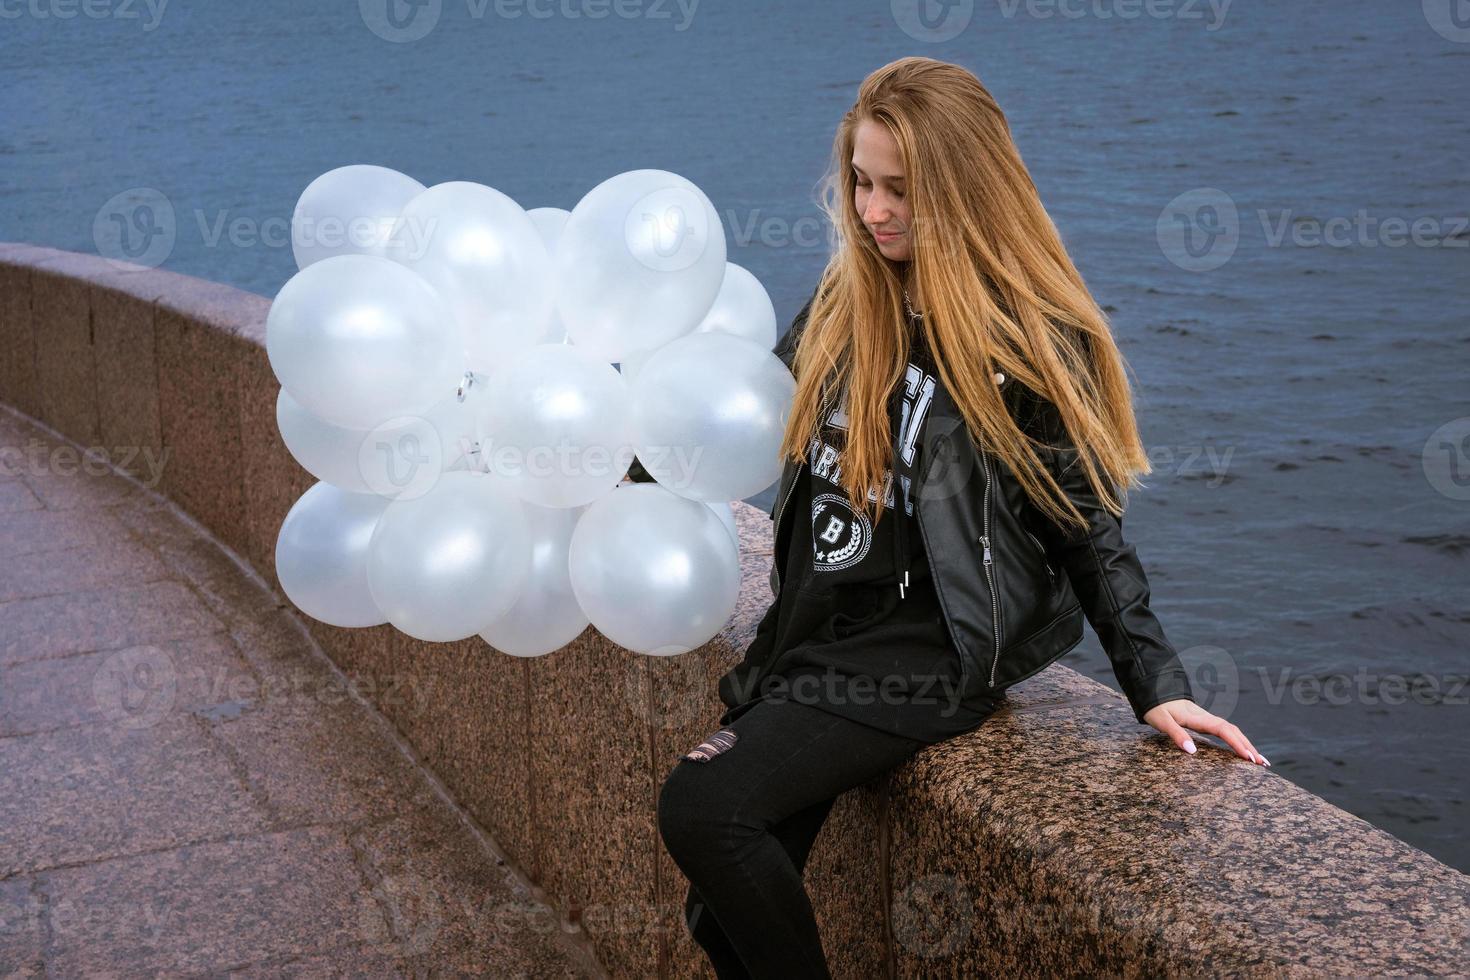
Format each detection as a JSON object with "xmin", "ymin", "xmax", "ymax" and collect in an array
[{"xmin": 2, "ymin": 242, "xmax": 1466, "ymax": 978}]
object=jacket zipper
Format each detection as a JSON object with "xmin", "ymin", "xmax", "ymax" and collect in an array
[
  {"xmin": 769, "ymin": 462, "xmax": 801, "ymax": 594},
  {"xmin": 1024, "ymin": 527, "xmax": 1057, "ymax": 589},
  {"xmin": 979, "ymin": 448, "xmax": 1003, "ymax": 687}
]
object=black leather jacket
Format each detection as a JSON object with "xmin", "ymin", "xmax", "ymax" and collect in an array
[{"xmin": 760, "ymin": 290, "xmax": 1195, "ymax": 725}]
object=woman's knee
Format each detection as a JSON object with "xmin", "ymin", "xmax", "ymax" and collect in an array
[{"xmin": 657, "ymin": 761, "xmax": 734, "ymax": 861}]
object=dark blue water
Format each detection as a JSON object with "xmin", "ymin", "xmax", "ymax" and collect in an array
[{"xmin": 3, "ymin": 1, "xmax": 1467, "ymax": 871}]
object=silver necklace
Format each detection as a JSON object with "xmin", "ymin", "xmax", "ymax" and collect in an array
[{"xmin": 903, "ymin": 290, "xmax": 923, "ymax": 319}]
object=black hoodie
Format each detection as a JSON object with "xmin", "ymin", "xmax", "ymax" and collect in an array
[{"xmin": 715, "ymin": 309, "xmax": 1006, "ymax": 743}]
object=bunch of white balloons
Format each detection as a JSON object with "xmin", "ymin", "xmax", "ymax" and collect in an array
[{"xmin": 267, "ymin": 164, "xmax": 796, "ymax": 657}]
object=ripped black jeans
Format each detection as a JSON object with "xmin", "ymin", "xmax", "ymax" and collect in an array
[{"xmin": 655, "ymin": 696, "xmax": 929, "ymax": 979}]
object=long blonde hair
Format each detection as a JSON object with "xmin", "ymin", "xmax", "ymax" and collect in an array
[{"xmin": 782, "ymin": 56, "xmax": 1153, "ymax": 535}]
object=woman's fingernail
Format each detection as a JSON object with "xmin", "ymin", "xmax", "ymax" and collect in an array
[
  {"xmin": 1183, "ymin": 739, "xmax": 1196, "ymax": 754},
  {"xmin": 1261, "ymin": 756, "xmax": 1271, "ymax": 767}
]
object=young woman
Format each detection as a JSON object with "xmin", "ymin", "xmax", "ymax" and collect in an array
[{"xmin": 654, "ymin": 57, "xmax": 1267, "ymax": 979}]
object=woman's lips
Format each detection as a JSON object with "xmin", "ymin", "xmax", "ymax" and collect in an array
[{"xmin": 874, "ymin": 229, "xmax": 904, "ymax": 242}]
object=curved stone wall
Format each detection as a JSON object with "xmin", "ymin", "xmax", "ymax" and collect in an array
[{"xmin": 2, "ymin": 242, "xmax": 1465, "ymax": 977}]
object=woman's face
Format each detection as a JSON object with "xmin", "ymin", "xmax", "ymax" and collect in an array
[{"xmin": 852, "ymin": 118, "xmax": 912, "ymax": 262}]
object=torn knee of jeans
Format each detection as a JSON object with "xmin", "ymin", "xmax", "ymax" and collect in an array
[{"xmin": 682, "ymin": 726, "xmax": 738, "ymax": 763}]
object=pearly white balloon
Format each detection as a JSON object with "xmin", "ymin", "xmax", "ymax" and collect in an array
[
  {"xmin": 291, "ymin": 164, "xmax": 426, "ymax": 270},
  {"xmin": 706, "ymin": 500, "xmax": 739, "ymax": 552},
  {"xmin": 629, "ymin": 332, "xmax": 794, "ymax": 502},
  {"xmin": 552, "ymin": 169, "xmax": 726, "ymax": 362},
  {"xmin": 478, "ymin": 343, "xmax": 636, "ymax": 508},
  {"xmin": 527, "ymin": 206, "xmax": 572, "ymax": 344},
  {"xmin": 691, "ymin": 263, "xmax": 778, "ymax": 350},
  {"xmin": 366, "ymin": 471, "xmax": 532, "ymax": 642},
  {"xmin": 569, "ymin": 482, "xmax": 740, "ymax": 656},
  {"xmin": 266, "ymin": 254, "xmax": 463, "ymax": 429},
  {"xmin": 478, "ymin": 502, "xmax": 591, "ymax": 657},
  {"xmin": 275, "ymin": 481, "xmax": 391, "ymax": 628},
  {"xmin": 391, "ymin": 181, "xmax": 556, "ymax": 373}
]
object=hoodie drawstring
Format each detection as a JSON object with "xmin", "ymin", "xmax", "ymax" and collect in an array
[{"xmin": 892, "ymin": 386, "xmax": 910, "ymax": 600}]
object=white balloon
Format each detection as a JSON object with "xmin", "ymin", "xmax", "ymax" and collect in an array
[
  {"xmin": 706, "ymin": 500, "xmax": 739, "ymax": 552},
  {"xmin": 569, "ymin": 482, "xmax": 740, "ymax": 655},
  {"xmin": 266, "ymin": 254, "xmax": 463, "ymax": 429},
  {"xmin": 629, "ymin": 332, "xmax": 794, "ymax": 501},
  {"xmin": 392, "ymin": 181, "xmax": 557, "ymax": 372},
  {"xmin": 478, "ymin": 502, "xmax": 590, "ymax": 657},
  {"xmin": 527, "ymin": 206, "xmax": 571, "ymax": 248},
  {"xmin": 478, "ymin": 343, "xmax": 636, "ymax": 508},
  {"xmin": 553, "ymin": 169, "xmax": 726, "ymax": 362},
  {"xmin": 528, "ymin": 207, "xmax": 572, "ymax": 345},
  {"xmin": 366, "ymin": 471, "xmax": 532, "ymax": 642},
  {"xmin": 275, "ymin": 482, "xmax": 390, "ymax": 628},
  {"xmin": 276, "ymin": 389, "xmax": 382, "ymax": 495},
  {"xmin": 692, "ymin": 263, "xmax": 778, "ymax": 349},
  {"xmin": 291, "ymin": 164, "xmax": 426, "ymax": 270}
]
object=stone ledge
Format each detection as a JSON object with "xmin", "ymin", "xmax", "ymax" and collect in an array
[{"xmin": 2, "ymin": 243, "xmax": 1466, "ymax": 977}]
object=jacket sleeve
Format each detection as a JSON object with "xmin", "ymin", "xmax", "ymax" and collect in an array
[{"xmin": 1030, "ymin": 396, "xmax": 1196, "ymax": 725}]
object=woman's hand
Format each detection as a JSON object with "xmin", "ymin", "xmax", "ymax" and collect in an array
[{"xmin": 1142, "ymin": 699, "xmax": 1270, "ymax": 767}]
